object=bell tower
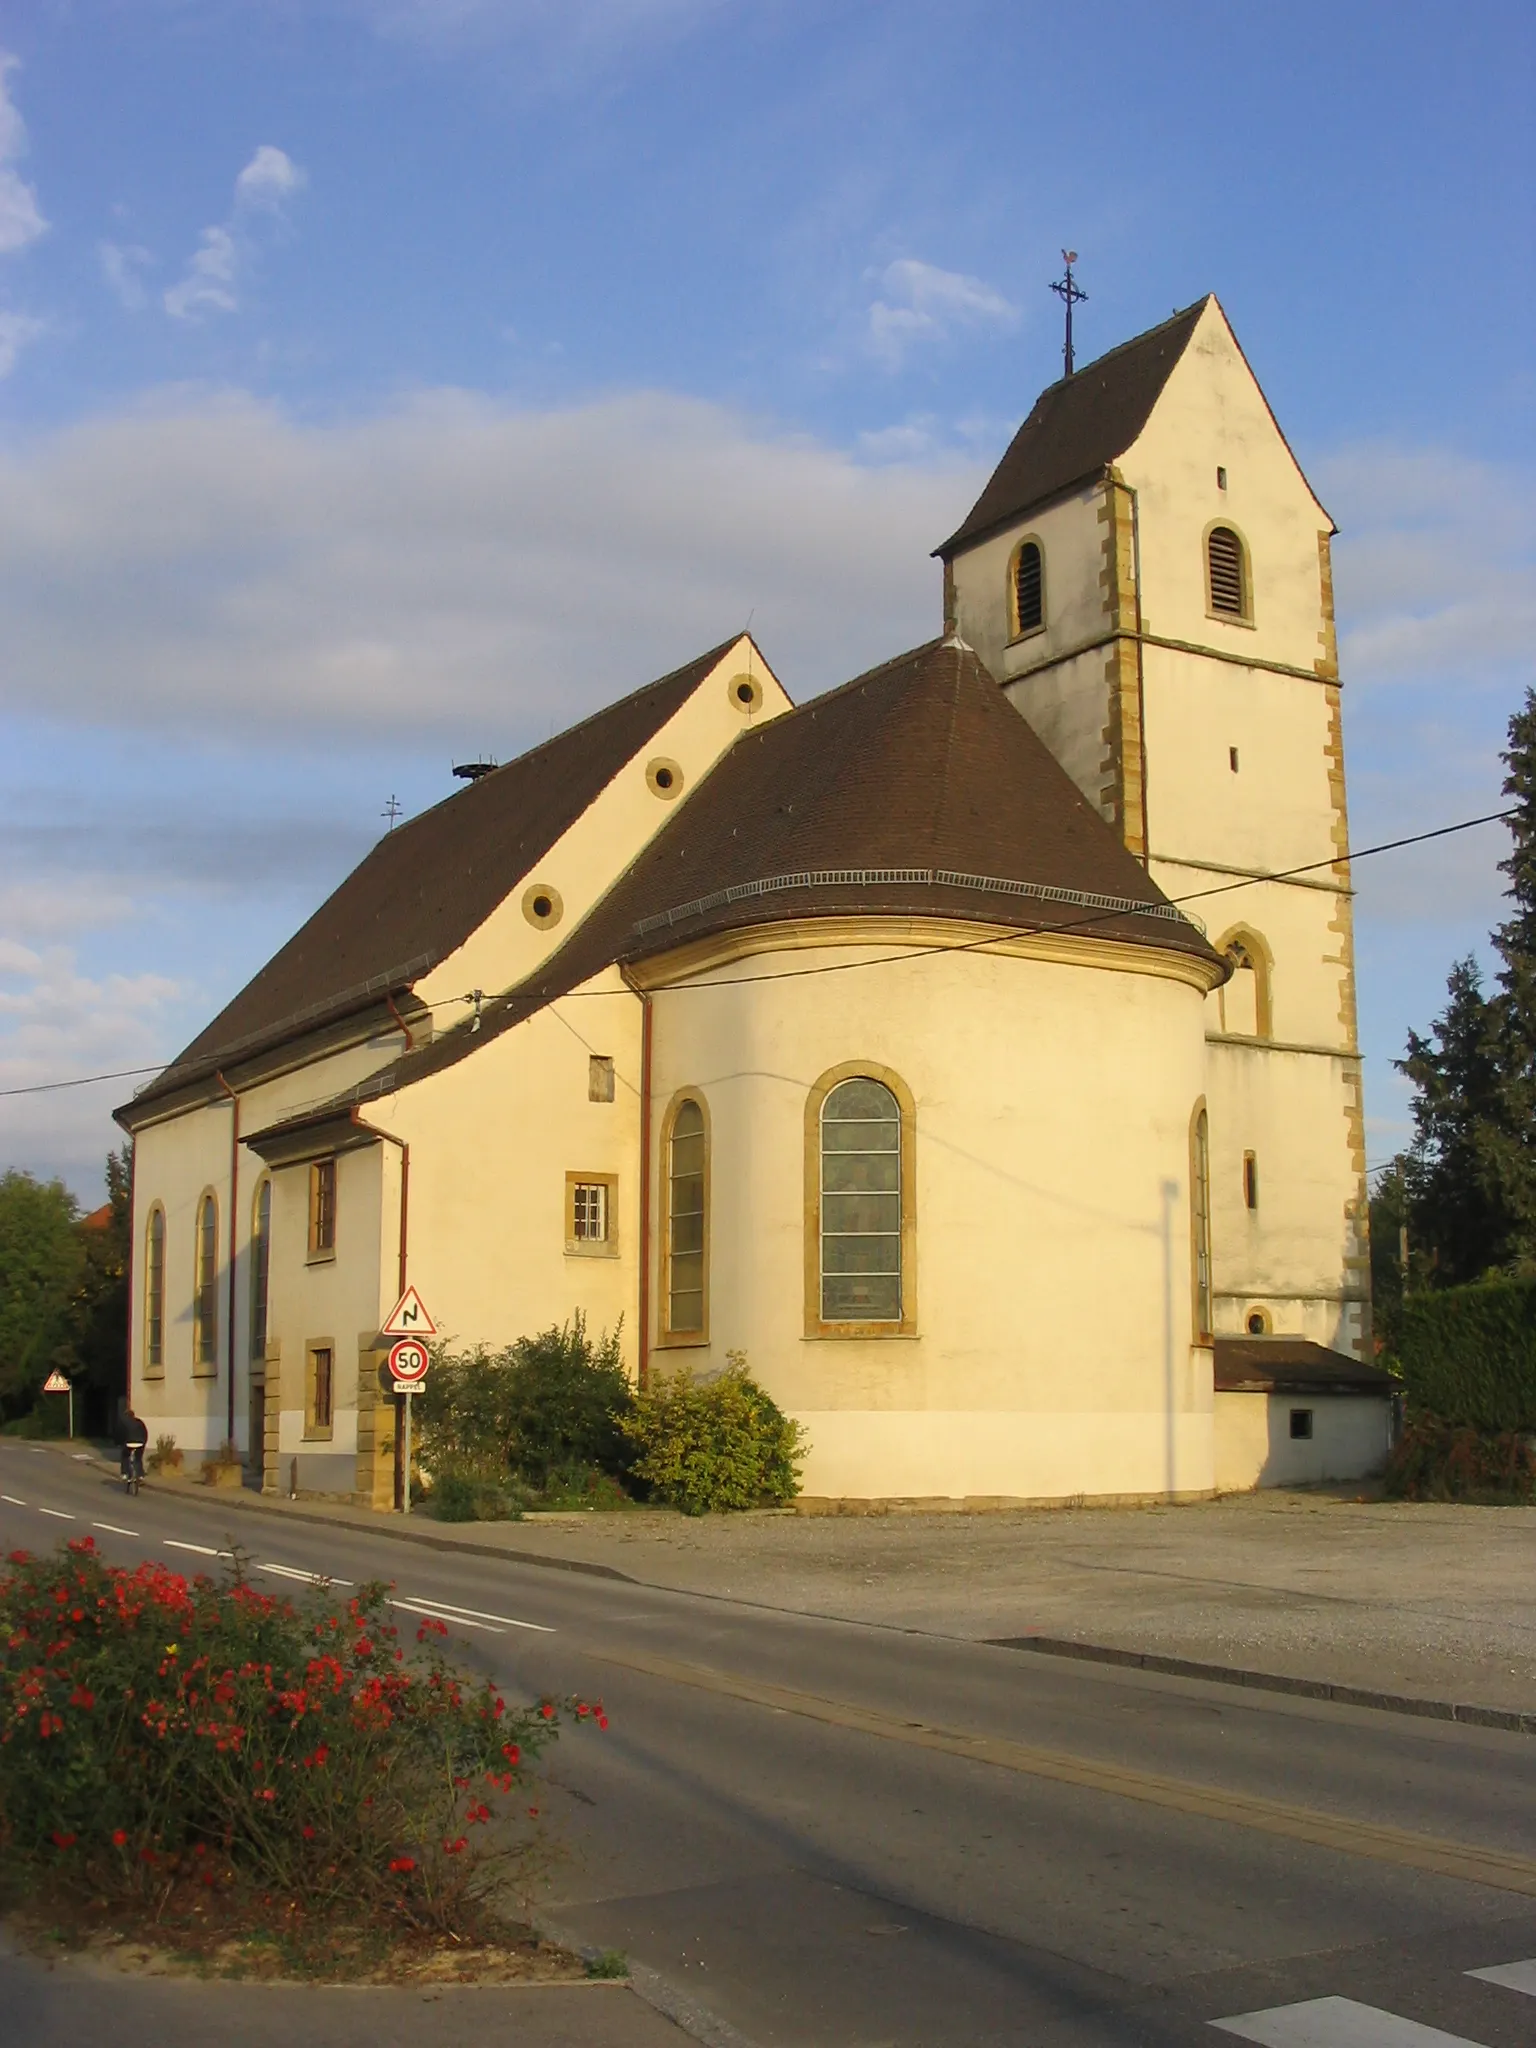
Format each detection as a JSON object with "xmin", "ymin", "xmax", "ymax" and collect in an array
[{"xmin": 937, "ymin": 295, "xmax": 1369, "ymax": 1358}]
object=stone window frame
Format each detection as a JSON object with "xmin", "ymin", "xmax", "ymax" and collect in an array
[
  {"xmin": 1204, "ymin": 519, "xmax": 1255, "ymax": 628},
  {"xmin": 565, "ymin": 1170, "xmax": 620, "ymax": 1259},
  {"xmin": 656, "ymin": 1091, "xmax": 710, "ymax": 1349},
  {"xmin": 1212, "ymin": 924, "xmax": 1274, "ymax": 1040},
  {"xmin": 1189, "ymin": 1101, "xmax": 1214, "ymax": 1347},
  {"xmin": 1006, "ymin": 533, "xmax": 1047, "ymax": 643},
  {"xmin": 249, "ymin": 1176, "xmax": 272, "ymax": 1366},
  {"xmin": 192, "ymin": 1188, "xmax": 220, "ymax": 1378},
  {"xmin": 307, "ymin": 1157, "xmax": 337, "ymax": 1263},
  {"xmin": 803, "ymin": 1061, "xmax": 917, "ymax": 1341},
  {"xmin": 305, "ymin": 1337, "xmax": 336, "ymax": 1441},
  {"xmin": 143, "ymin": 1203, "xmax": 166, "ymax": 1378}
]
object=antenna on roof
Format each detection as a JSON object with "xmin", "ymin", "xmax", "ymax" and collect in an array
[
  {"xmin": 381, "ymin": 794, "xmax": 403, "ymax": 831},
  {"xmin": 1050, "ymin": 250, "xmax": 1087, "ymax": 378},
  {"xmin": 452, "ymin": 757, "xmax": 497, "ymax": 783}
]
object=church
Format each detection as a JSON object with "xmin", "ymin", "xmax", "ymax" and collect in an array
[{"xmin": 116, "ymin": 294, "xmax": 1396, "ymax": 1510}]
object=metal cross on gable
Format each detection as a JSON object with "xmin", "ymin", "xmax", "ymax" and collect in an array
[{"xmin": 1050, "ymin": 250, "xmax": 1087, "ymax": 378}]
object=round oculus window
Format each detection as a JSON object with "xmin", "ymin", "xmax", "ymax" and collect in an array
[
  {"xmin": 727, "ymin": 671, "xmax": 763, "ymax": 713},
  {"xmin": 521, "ymin": 882, "xmax": 564, "ymax": 929},
  {"xmin": 646, "ymin": 756, "xmax": 684, "ymax": 800}
]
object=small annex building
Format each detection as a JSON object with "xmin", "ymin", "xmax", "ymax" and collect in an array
[{"xmin": 117, "ymin": 294, "xmax": 1392, "ymax": 1509}]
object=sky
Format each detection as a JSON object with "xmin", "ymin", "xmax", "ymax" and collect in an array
[{"xmin": 0, "ymin": 0, "xmax": 1532, "ymax": 1200}]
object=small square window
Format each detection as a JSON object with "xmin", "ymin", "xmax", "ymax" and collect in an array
[
  {"xmin": 566, "ymin": 1172, "xmax": 618, "ymax": 1256},
  {"xmin": 1289, "ymin": 1408, "xmax": 1313, "ymax": 1441},
  {"xmin": 589, "ymin": 1054, "xmax": 616, "ymax": 1102}
]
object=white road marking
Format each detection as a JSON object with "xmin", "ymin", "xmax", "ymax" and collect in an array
[
  {"xmin": 1211, "ymin": 1997, "xmax": 1488, "ymax": 2045},
  {"xmin": 398, "ymin": 1594, "xmax": 554, "ymax": 1635},
  {"xmin": 164, "ymin": 1539, "xmax": 220, "ymax": 1556},
  {"xmin": 1, "ymin": 1494, "xmax": 25, "ymax": 1506},
  {"xmin": 93, "ymin": 1522, "xmax": 139, "ymax": 1538},
  {"xmin": 72, "ymin": 1453, "xmax": 92, "ymax": 1461},
  {"xmin": 260, "ymin": 1561, "xmax": 353, "ymax": 1587},
  {"xmin": 1467, "ymin": 1958, "xmax": 1536, "ymax": 1996},
  {"xmin": 390, "ymin": 1598, "xmax": 505, "ymax": 1636},
  {"xmin": 38, "ymin": 1507, "xmax": 74, "ymax": 1520}
]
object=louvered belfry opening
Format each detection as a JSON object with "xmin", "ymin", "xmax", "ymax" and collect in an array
[
  {"xmin": 1208, "ymin": 525, "xmax": 1246, "ymax": 615},
  {"xmin": 1013, "ymin": 540, "xmax": 1044, "ymax": 634}
]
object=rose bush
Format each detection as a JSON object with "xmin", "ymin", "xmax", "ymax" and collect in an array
[{"xmin": 0, "ymin": 1537, "xmax": 604, "ymax": 1930}]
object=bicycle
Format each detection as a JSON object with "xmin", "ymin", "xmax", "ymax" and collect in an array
[{"xmin": 120, "ymin": 1446, "xmax": 144, "ymax": 1496}]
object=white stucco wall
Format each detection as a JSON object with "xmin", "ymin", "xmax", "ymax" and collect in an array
[
  {"xmin": 1214, "ymin": 1391, "xmax": 1391, "ymax": 1492},
  {"xmin": 640, "ymin": 925, "xmax": 1219, "ymax": 1502}
]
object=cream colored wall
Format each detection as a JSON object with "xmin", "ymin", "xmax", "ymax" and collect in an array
[
  {"xmin": 948, "ymin": 484, "xmax": 1107, "ymax": 690},
  {"xmin": 418, "ymin": 640, "xmax": 790, "ymax": 1016},
  {"xmin": 1214, "ymin": 1391, "xmax": 1390, "ymax": 1492},
  {"xmin": 642, "ymin": 925, "xmax": 1217, "ymax": 1502},
  {"xmin": 363, "ymin": 969, "xmax": 644, "ymax": 1372},
  {"xmin": 127, "ymin": 1030, "xmax": 404, "ymax": 1463},
  {"xmin": 1001, "ymin": 649, "xmax": 1115, "ymax": 824}
]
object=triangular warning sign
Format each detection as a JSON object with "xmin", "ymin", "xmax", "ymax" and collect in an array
[
  {"xmin": 42, "ymin": 1369, "xmax": 71, "ymax": 1393},
  {"xmin": 381, "ymin": 1285, "xmax": 437, "ymax": 1339}
]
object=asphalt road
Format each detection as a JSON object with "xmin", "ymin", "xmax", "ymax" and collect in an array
[{"xmin": 3, "ymin": 1438, "xmax": 1534, "ymax": 2048}]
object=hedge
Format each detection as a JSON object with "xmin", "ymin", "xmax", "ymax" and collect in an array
[{"xmin": 1392, "ymin": 1277, "xmax": 1536, "ymax": 1430}]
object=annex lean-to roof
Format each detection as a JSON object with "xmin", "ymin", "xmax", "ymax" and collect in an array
[
  {"xmin": 937, "ymin": 298, "xmax": 1210, "ymax": 558},
  {"xmin": 124, "ymin": 638, "xmax": 744, "ymax": 1115},
  {"xmin": 295, "ymin": 636, "xmax": 1219, "ymax": 1118}
]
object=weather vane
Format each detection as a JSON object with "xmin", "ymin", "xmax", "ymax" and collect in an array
[
  {"xmin": 1050, "ymin": 250, "xmax": 1087, "ymax": 378},
  {"xmin": 382, "ymin": 794, "xmax": 403, "ymax": 831}
]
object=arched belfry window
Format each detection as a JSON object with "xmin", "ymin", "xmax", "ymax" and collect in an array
[
  {"xmin": 193, "ymin": 1191, "xmax": 219, "ymax": 1372},
  {"xmin": 1190, "ymin": 1106, "xmax": 1213, "ymax": 1343},
  {"xmin": 662, "ymin": 1095, "xmax": 708, "ymax": 1341},
  {"xmin": 144, "ymin": 1205, "xmax": 166, "ymax": 1373},
  {"xmin": 1207, "ymin": 525, "xmax": 1249, "ymax": 619},
  {"xmin": 1011, "ymin": 538, "xmax": 1044, "ymax": 636}
]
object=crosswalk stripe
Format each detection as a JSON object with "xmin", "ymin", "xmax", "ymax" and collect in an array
[
  {"xmin": 1210, "ymin": 1995, "xmax": 1488, "ymax": 2045},
  {"xmin": 1466, "ymin": 1957, "xmax": 1536, "ymax": 1996}
]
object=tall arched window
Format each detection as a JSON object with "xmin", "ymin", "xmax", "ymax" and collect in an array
[
  {"xmin": 193, "ymin": 1192, "xmax": 219, "ymax": 1371},
  {"xmin": 144, "ymin": 1206, "xmax": 165, "ymax": 1373},
  {"xmin": 1011, "ymin": 538, "xmax": 1044, "ymax": 636},
  {"xmin": 250, "ymin": 1178, "xmax": 271, "ymax": 1363},
  {"xmin": 1190, "ymin": 1107, "xmax": 1213, "ymax": 1342},
  {"xmin": 1207, "ymin": 524, "xmax": 1249, "ymax": 618},
  {"xmin": 820, "ymin": 1077, "xmax": 902, "ymax": 1323},
  {"xmin": 1215, "ymin": 929, "xmax": 1270, "ymax": 1038},
  {"xmin": 663, "ymin": 1096, "xmax": 708, "ymax": 1339}
]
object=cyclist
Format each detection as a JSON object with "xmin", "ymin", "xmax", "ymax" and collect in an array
[{"xmin": 121, "ymin": 1407, "xmax": 149, "ymax": 1490}]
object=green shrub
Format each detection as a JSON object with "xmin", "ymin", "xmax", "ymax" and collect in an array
[
  {"xmin": 1392, "ymin": 1277, "xmax": 1536, "ymax": 1429},
  {"xmin": 427, "ymin": 1468, "xmax": 527, "ymax": 1523},
  {"xmin": 416, "ymin": 1315, "xmax": 633, "ymax": 1494},
  {"xmin": 0, "ymin": 1404, "xmax": 69, "ymax": 1440},
  {"xmin": 0, "ymin": 1537, "xmax": 605, "ymax": 1928},
  {"xmin": 626, "ymin": 1357, "xmax": 806, "ymax": 1515},
  {"xmin": 1383, "ymin": 1416, "xmax": 1536, "ymax": 1502}
]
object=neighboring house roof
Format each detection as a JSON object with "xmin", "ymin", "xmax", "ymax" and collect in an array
[
  {"xmin": 1213, "ymin": 1338, "xmax": 1398, "ymax": 1398},
  {"xmin": 936, "ymin": 299, "xmax": 1209, "ymax": 558},
  {"xmin": 80, "ymin": 1203, "xmax": 113, "ymax": 1232},
  {"xmin": 257, "ymin": 636, "xmax": 1218, "ymax": 1131},
  {"xmin": 125, "ymin": 638, "xmax": 746, "ymax": 1112}
]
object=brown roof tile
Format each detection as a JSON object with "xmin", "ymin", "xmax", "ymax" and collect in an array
[
  {"xmin": 1213, "ymin": 1338, "xmax": 1397, "ymax": 1397},
  {"xmin": 937, "ymin": 299, "xmax": 1208, "ymax": 558}
]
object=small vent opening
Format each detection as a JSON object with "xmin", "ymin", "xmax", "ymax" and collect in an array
[{"xmin": 1013, "ymin": 540, "xmax": 1044, "ymax": 634}]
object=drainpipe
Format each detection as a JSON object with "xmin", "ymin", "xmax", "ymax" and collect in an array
[
  {"xmin": 1127, "ymin": 483, "xmax": 1151, "ymax": 866},
  {"xmin": 355, "ymin": 1110, "xmax": 410, "ymax": 1508},
  {"xmin": 214, "ymin": 1072, "xmax": 239, "ymax": 1450},
  {"xmin": 620, "ymin": 967, "xmax": 653, "ymax": 1390}
]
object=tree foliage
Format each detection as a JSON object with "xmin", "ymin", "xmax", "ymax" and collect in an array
[{"xmin": 0, "ymin": 1147, "xmax": 132, "ymax": 1426}]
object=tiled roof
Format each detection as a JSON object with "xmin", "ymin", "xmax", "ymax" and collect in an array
[
  {"xmin": 1213, "ymin": 1339, "xmax": 1397, "ymax": 1397},
  {"xmin": 313, "ymin": 637, "xmax": 1218, "ymax": 1111},
  {"xmin": 126, "ymin": 638, "xmax": 744, "ymax": 1110},
  {"xmin": 937, "ymin": 299, "xmax": 1209, "ymax": 557}
]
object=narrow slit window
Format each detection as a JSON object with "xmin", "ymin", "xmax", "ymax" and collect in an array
[
  {"xmin": 1191, "ymin": 1109, "xmax": 1213, "ymax": 1341},
  {"xmin": 666, "ymin": 1100, "xmax": 707, "ymax": 1335},
  {"xmin": 308, "ymin": 1158, "xmax": 337, "ymax": 1257},
  {"xmin": 194, "ymin": 1193, "xmax": 219, "ymax": 1369},
  {"xmin": 250, "ymin": 1178, "xmax": 271, "ymax": 1362},
  {"xmin": 1012, "ymin": 540, "xmax": 1044, "ymax": 635},
  {"xmin": 310, "ymin": 1345, "xmax": 334, "ymax": 1433},
  {"xmin": 1208, "ymin": 525, "xmax": 1247, "ymax": 617},
  {"xmin": 821, "ymin": 1078, "xmax": 901, "ymax": 1323},
  {"xmin": 1243, "ymin": 1151, "xmax": 1259, "ymax": 1211},
  {"xmin": 144, "ymin": 1206, "xmax": 165, "ymax": 1370}
]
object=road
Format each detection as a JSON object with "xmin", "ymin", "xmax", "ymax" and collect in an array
[{"xmin": 2, "ymin": 1437, "xmax": 1534, "ymax": 2048}]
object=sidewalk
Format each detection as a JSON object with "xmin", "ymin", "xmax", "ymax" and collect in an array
[{"xmin": 48, "ymin": 1441, "xmax": 1536, "ymax": 1717}]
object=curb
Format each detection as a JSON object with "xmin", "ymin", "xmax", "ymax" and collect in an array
[{"xmin": 987, "ymin": 1634, "xmax": 1536, "ymax": 1736}]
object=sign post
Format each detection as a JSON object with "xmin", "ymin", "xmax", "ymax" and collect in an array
[
  {"xmin": 386, "ymin": 1338, "xmax": 431, "ymax": 1515},
  {"xmin": 42, "ymin": 1368, "xmax": 72, "ymax": 1440},
  {"xmin": 381, "ymin": 1292, "xmax": 436, "ymax": 1516}
]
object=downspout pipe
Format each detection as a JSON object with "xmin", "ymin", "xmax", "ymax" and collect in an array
[
  {"xmin": 620, "ymin": 967, "xmax": 653, "ymax": 1390},
  {"xmin": 353, "ymin": 1110, "xmax": 410, "ymax": 1508},
  {"xmin": 214, "ymin": 1072, "xmax": 239, "ymax": 1450}
]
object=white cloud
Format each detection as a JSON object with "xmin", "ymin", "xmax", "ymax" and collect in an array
[
  {"xmin": 866, "ymin": 258, "xmax": 1019, "ymax": 371},
  {"xmin": 99, "ymin": 241, "xmax": 154, "ymax": 312},
  {"xmin": 0, "ymin": 309, "xmax": 45, "ymax": 377},
  {"xmin": 0, "ymin": 385, "xmax": 984, "ymax": 740},
  {"xmin": 0, "ymin": 53, "xmax": 46, "ymax": 257},
  {"xmin": 234, "ymin": 144, "xmax": 307, "ymax": 212},
  {"xmin": 164, "ymin": 146, "xmax": 306, "ymax": 321}
]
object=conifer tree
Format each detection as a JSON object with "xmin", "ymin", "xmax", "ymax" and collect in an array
[
  {"xmin": 1399, "ymin": 959, "xmax": 1508, "ymax": 1282},
  {"xmin": 1486, "ymin": 685, "xmax": 1536, "ymax": 1262}
]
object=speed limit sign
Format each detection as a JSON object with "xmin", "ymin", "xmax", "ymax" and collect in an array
[{"xmin": 388, "ymin": 1338, "xmax": 430, "ymax": 1386}]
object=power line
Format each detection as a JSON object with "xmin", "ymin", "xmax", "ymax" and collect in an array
[{"xmin": 2, "ymin": 804, "xmax": 1518, "ymax": 1098}]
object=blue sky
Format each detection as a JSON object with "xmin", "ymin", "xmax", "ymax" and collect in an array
[{"xmin": 0, "ymin": 0, "xmax": 1532, "ymax": 1195}]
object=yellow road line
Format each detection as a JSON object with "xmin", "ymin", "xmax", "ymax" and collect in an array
[{"xmin": 597, "ymin": 1649, "xmax": 1536, "ymax": 1899}]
